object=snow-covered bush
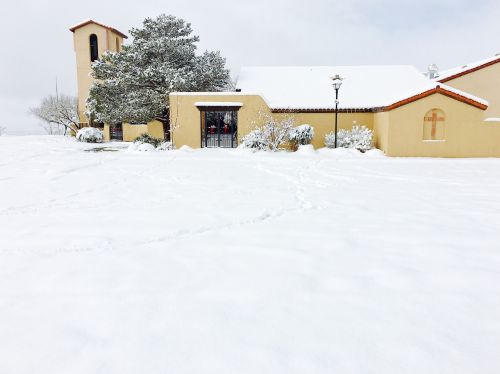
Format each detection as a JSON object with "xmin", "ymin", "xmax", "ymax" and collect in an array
[
  {"xmin": 242, "ymin": 115, "xmax": 294, "ymax": 151},
  {"xmin": 76, "ymin": 127, "xmax": 104, "ymax": 143},
  {"xmin": 137, "ymin": 143, "xmax": 156, "ymax": 152},
  {"xmin": 157, "ymin": 141, "xmax": 174, "ymax": 151},
  {"xmin": 241, "ymin": 129, "xmax": 268, "ymax": 150},
  {"xmin": 263, "ymin": 117, "xmax": 294, "ymax": 151},
  {"xmin": 134, "ymin": 133, "xmax": 164, "ymax": 148},
  {"xmin": 325, "ymin": 125, "xmax": 373, "ymax": 152},
  {"xmin": 129, "ymin": 134, "xmax": 173, "ymax": 151},
  {"xmin": 289, "ymin": 124, "xmax": 314, "ymax": 148}
]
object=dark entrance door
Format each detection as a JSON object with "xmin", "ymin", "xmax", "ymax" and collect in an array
[
  {"xmin": 201, "ymin": 111, "xmax": 238, "ymax": 148},
  {"xmin": 110, "ymin": 123, "xmax": 123, "ymax": 141}
]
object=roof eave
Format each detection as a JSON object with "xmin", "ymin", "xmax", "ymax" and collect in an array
[
  {"xmin": 385, "ymin": 86, "xmax": 488, "ymax": 111},
  {"xmin": 437, "ymin": 57, "xmax": 500, "ymax": 83},
  {"xmin": 272, "ymin": 86, "xmax": 488, "ymax": 113},
  {"xmin": 271, "ymin": 107, "xmax": 380, "ymax": 114},
  {"xmin": 69, "ymin": 19, "xmax": 128, "ymax": 39}
]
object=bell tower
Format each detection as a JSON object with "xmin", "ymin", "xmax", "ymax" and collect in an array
[{"xmin": 70, "ymin": 20, "xmax": 127, "ymax": 126}]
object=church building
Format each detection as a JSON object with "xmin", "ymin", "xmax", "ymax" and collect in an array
[{"xmin": 71, "ymin": 20, "xmax": 500, "ymax": 157}]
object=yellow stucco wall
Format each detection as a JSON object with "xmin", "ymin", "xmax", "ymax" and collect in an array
[
  {"xmin": 103, "ymin": 124, "xmax": 110, "ymax": 141},
  {"xmin": 147, "ymin": 120, "xmax": 165, "ymax": 139},
  {"xmin": 72, "ymin": 24, "xmax": 124, "ymax": 125},
  {"xmin": 170, "ymin": 91, "xmax": 500, "ymax": 157},
  {"xmin": 374, "ymin": 111, "xmax": 390, "ymax": 153},
  {"xmin": 169, "ymin": 94, "xmax": 270, "ymax": 148},
  {"xmin": 169, "ymin": 93, "xmax": 375, "ymax": 149},
  {"xmin": 441, "ymin": 62, "xmax": 500, "ymax": 119},
  {"xmin": 385, "ymin": 93, "xmax": 500, "ymax": 157},
  {"xmin": 122, "ymin": 124, "xmax": 148, "ymax": 141},
  {"xmin": 273, "ymin": 112, "xmax": 374, "ymax": 149}
]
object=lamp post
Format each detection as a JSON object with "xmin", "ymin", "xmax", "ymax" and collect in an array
[{"xmin": 330, "ymin": 74, "xmax": 343, "ymax": 148}]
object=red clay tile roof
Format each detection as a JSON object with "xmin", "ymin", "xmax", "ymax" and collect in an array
[
  {"xmin": 385, "ymin": 85, "xmax": 488, "ymax": 111},
  {"xmin": 69, "ymin": 19, "xmax": 128, "ymax": 39}
]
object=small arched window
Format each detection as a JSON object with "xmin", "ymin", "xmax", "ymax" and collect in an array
[
  {"xmin": 89, "ymin": 34, "xmax": 99, "ymax": 62},
  {"xmin": 423, "ymin": 109, "xmax": 445, "ymax": 140},
  {"xmin": 115, "ymin": 37, "xmax": 120, "ymax": 52}
]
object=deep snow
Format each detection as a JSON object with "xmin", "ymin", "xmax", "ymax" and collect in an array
[{"xmin": 1, "ymin": 136, "xmax": 499, "ymax": 374}]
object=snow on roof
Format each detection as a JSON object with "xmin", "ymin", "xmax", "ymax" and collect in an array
[
  {"xmin": 438, "ymin": 83, "xmax": 488, "ymax": 106},
  {"xmin": 384, "ymin": 84, "xmax": 488, "ymax": 111},
  {"xmin": 435, "ymin": 54, "xmax": 500, "ymax": 82},
  {"xmin": 195, "ymin": 102, "xmax": 243, "ymax": 107},
  {"xmin": 236, "ymin": 65, "xmax": 487, "ymax": 111},
  {"xmin": 69, "ymin": 19, "xmax": 128, "ymax": 39},
  {"xmin": 236, "ymin": 66, "xmax": 430, "ymax": 110}
]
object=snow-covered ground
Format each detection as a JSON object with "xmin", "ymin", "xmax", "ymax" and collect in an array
[{"xmin": 1, "ymin": 136, "xmax": 500, "ymax": 374}]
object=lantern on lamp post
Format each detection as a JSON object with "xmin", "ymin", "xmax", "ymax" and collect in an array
[{"xmin": 330, "ymin": 74, "xmax": 343, "ymax": 148}]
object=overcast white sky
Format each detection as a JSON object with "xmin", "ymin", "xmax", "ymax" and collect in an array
[{"xmin": 1, "ymin": 0, "xmax": 499, "ymax": 134}]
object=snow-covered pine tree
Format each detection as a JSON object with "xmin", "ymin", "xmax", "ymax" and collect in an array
[{"xmin": 86, "ymin": 14, "xmax": 231, "ymax": 126}]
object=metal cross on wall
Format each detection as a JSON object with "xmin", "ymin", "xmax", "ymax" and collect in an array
[{"xmin": 424, "ymin": 110, "xmax": 445, "ymax": 139}]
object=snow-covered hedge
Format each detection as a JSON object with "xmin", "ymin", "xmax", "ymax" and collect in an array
[
  {"xmin": 129, "ymin": 133, "xmax": 173, "ymax": 152},
  {"xmin": 76, "ymin": 127, "xmax": 104, "ymax": 143},
  {"xmin": 289, "ymin": 124, "xmax": 314, "ymax": 147},
  {"xmin": 325, "ymin": 125, "xmax": 373, "ymax": 152},
  {"xmin": 134, "ymin": 133, "xmax": 164, "ymax": 148}
]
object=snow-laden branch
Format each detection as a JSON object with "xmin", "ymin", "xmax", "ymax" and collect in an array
[{"xmin": 29, "ymin": 95, "xmax": 80, "ymax": 135}]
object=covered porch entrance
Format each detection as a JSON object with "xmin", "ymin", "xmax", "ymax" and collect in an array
[{"xmin": 197, "ymin": 103, "xmax": 242, "ymax": 148}]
